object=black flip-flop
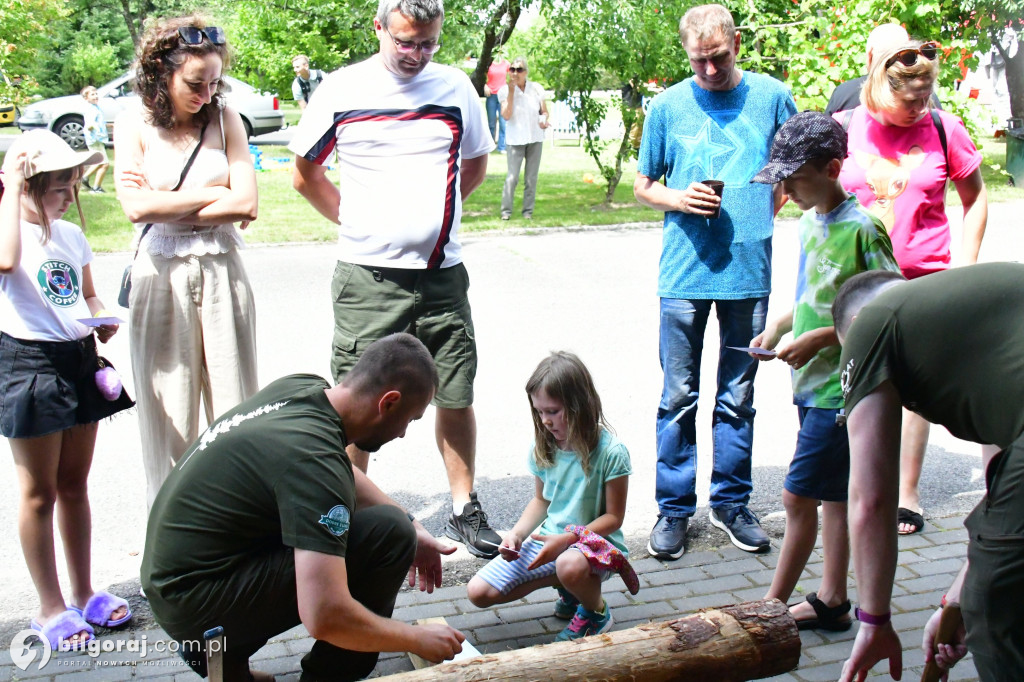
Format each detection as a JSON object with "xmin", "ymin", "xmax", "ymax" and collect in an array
[
  {"xmin": 790, "ymin": 592, "xmax": 852, "ymax": 632},
  {"xmin": 897, "ymin": 507, "xmax": 925, "ymax": 535}
]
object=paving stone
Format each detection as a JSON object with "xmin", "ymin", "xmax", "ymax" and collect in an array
[
  {"xmin": 632, "ymin": 582, "xmax": 693, "ymax": 603},
  {"xmin": 687, "ymin": 573, "xmax": 753, "ymax": 596},
  {"xmin": 640, "ymin": 565, "xmax": 705, "ymax": 587},
  {"xmin": 892, "ymin": 591, "xmax": 945, "ymax": 613},
  {"xmin": 669, "ymin": 593, "xmax": 732, "ymax": 613},
  {"xmin": 897, "ymin": 532, "xmax": 936, "ymax": 550},
  {"xmin": 948, "ymin": 657, "xmax": 979, "ymax": 680},
  {"xmin": 732, "ymin": 585, "xmax": 772, "ymax": 603},
  {"xmin": 930, "ymin": 516, "xmax": 968, "ymax": 531},
  {"xmin": 791, "ymin": 660, "xmax": 845, "ymax": 681},
  {"xmin": 472, "ymin": 620, "xmax": 548, "ymax": 644},
  {"xmin": 914, "ymin": 543, "xmax": 968, "ymax": 561},
  {"xmin": 610, "ymin": 601, "xmax": 675, "ymax": 623},
  {"xmin": 812, "ymin": 626, "xmax": 857, "ymax": 645},
  {"xmin": 758, "ymin": 672, "xmax": 801, "ymax": 681},
  {"xmin": 495, "ymin": 600, "xmax": 559, "ymax": 623},
  {"xmin": 709, "ymin": 557, "xmax": 769, "ymax": 577},
  {"xmin": 803, "ymin": 640, "xmax": 856, "ymax": 663},
  {"xmin": 56, "ymin": 665, "xmax": 133, "ymax": 682},
  {"xmin": 898, "ymin": 573, "xmax": 958, "ymax": 595},
  {"xmin": 744, "ymin": 568, "xmax": 778, "ymax": 586},
  {"xmin": 391, "ymin": 601, "xmax": 459, "ymax": 622},
  {"xmin": 911, "ymin": 556, "xmax": 966, "ymax": 578},
  {"xmin": 395, "ymin": 584, "xmax": 466, "ymax": 606},
  {"xmin": 446, "ymin": 609, "xmax": 506, "ymax": 630},
  {"xmin": 893, "ymin": 564, "xmax": 918, "ymax": 581},
  {"xmin": 284, "ymin": 638, "xmax": 316, "ymax": 656},
  {"xmin": 661, "ymin": 549, "xmax": 722, "ymax": 568},
  {"xmin": 250, "ymin": 641, "xmax": 289, "ymax": 661},
  {"xmin": 368, "ymin": 655, "xmax": 412, "ymax": 677},
  {"xmin": 796, "ymin": 628, "xmax": 827, "ymax": 648}
]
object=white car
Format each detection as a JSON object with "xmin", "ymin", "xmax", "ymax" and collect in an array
[{"xmin": 17, "ymin": 72, "xmax": 285, "ymax": 148}]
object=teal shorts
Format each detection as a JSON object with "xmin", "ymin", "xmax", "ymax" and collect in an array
[{"xmin": 330, "ymin": 261, "xmax": 477, "ymax": 409}]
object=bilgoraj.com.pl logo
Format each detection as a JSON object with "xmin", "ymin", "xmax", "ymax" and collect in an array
[
  {"xmin": 9, "ymin": 629, "xmax": 215, "ymax": 670},
  {"xmin": 10, "ymin": 629, "xmax": 52, "ymax": 671}
]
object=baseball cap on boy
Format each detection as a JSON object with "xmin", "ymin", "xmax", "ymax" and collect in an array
[
  {"xmin": 751, "ymin": 111, "xmax": 847, "ymax": 184},
  {"xmin": 8, "ymin": 130, "xmax": 104, "ymax": 179}
]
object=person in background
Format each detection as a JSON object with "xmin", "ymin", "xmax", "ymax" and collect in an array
[
  {"xmin": 484, "ymin": 53, "xmax": 509, "ymax": 153},
  {"xmin": 114, "ymin": 16, "xmax": 259, "ymax": 508},
  {"xmin": 467, "ymin": 352, "xmax": 631, "ymax": 642},
  {"xmin": 498, "ymin": 56, "xmax": 549, "ymax": 221},
  {"xmin": 834, "ymin": 38, "xmax": 987, "ymax": 536},
  {"xmin": 824, "ymin": 23, "xmax": 941, "ymax": 116},
  {"xmin": 634, "ymin": 3, "xmax": 796, "ymax": 560},
  {"xmin": 79, "ymin": 86, "xmax": 109, "ymax": 193},
  {"xmin": 1, "ymin": 131, "xmax": 134, "ymax": 652},
  {"xmin": 291, "ymin": 54, "xmax": 326, "ymax": 110},
  {"xmin": 290, "ymin": 0, "xmax": 502, "ymax": 559}
]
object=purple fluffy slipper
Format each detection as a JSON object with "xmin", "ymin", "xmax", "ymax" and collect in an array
[
  {"xmin": 70, "ymin": 590, "xmax": 132, "ymax": 628},
  {"xmin": 31, "ymin": 609, "xmax": 95, "ymax": 651}
]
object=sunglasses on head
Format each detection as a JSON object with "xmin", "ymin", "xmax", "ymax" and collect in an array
[
  {"xmin": 884, "ymin": 41, "xmax": 940, "ymax": 70},
  {"xmin": 178, "ymin": 26, "xmax": 226, "ymax": 46},
  {"xmin": 509, "ymin": 66, "xmax": 525, "ymax": 73}
]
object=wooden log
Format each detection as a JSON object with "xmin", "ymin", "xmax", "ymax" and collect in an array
[{"xmin": 384, "ymin": 598, "xmax": 799, "ymax": 681}]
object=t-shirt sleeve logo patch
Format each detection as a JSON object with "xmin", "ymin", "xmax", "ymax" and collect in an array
[
  {"xmin": 840, "ymin": 358, "xmax": 856, "ymax": 400},
  {"xmin": 319, "ymin": 505, "xmax": 351, "ymax": 537}
]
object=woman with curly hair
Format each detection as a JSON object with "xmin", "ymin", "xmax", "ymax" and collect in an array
[{"xmin": 114, "ymin": 15, "xmax": 259, "ymax": 508}]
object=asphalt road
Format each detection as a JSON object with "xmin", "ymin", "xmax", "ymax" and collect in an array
[{"xmin": 0, "ymin": 202, "xmax": 1017, "ymax": 641}]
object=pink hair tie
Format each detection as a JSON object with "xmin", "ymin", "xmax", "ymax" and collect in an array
[{"xmin": 564, "ymin": 524, "xmax": 640, "ymax": 595}]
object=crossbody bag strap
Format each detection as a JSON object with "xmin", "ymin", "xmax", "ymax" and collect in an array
[{"xmin": 131, "ymin": 121, "xmax": 209, "ymax": 259}]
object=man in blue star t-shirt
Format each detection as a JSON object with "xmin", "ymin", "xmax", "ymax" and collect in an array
[{"xmin": 634, "ymin": 3, "xmax": 796, "ymax": 561}]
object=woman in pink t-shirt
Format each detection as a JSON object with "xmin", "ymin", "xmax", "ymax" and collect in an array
[{"xmin": 834, "ymin": 39, "xmax": 988, "ymax": 535}]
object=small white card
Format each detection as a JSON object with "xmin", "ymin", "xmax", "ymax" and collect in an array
[
  {"xmin": 726, "ymin": 345, "xmax": 777, "ymax": 358},
  {"xmin": 77, "ymin": 316, "xmax": 125, "ymax": 327}
]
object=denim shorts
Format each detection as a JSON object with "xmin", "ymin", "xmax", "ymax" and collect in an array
[
  {"xmin": 0, "ymin": 332, "xmax": 134, "ymax": 438},
  {"xmin": 784, "ymin": 406, "xmax": 850, "ymax": 502},
  {"xmin": 330, "ymin": 261, "xmax": 477, "ymax": 409}
]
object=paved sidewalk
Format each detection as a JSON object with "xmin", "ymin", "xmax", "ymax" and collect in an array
[{"xmin": 3, "ymin": 513, "xmax": 977, "ymax": 682}]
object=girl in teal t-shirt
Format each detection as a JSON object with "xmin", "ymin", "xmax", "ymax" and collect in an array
[{"xmin": 467, "ymin": 351, "xmax": 632, "ymax": 641}]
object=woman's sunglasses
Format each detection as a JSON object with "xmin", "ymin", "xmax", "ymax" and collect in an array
[
  {"xmin": 178, "ymin": 26, "xmax": 226, "ymax": 46},
  {"xmin": 885, "ymin": 41, "xmax": 940, "ymax": 70}
]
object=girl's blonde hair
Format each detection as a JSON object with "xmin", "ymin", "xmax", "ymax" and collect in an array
[
  {"xmin": 526, "ymin": 351, "xmax": 611, "ymax": 475},
  {"xmin": 26, "ymin": 167, "xmax": 87, "ymax": 244},
  {"xmin": 861, "ymin": 40, "xmax": 938, "ymax": 114}
]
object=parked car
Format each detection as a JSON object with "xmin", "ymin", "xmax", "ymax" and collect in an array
[
  {"xmin": 17, "ymin": 72, "xmax": 285, "ymax": 148},
  {"xmin": 0, "ymin": 102, "xmax": 15, "ymax": 127}
]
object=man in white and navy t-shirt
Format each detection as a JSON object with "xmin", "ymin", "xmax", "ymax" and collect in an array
[{"xmin": 290, "ymin": 0, "xmax": 502, "ymax": 559}]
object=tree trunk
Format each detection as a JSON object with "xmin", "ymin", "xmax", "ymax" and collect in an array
[
  {"xmin": 1006, "ymin": 43, "xmax": 1024, "ymax": 122},
  {"xmin": 385, "ymin": 599, "xmax": 800, "ymax": 681},
  {"xmin": 468, "ymin": 0, "xmax": 524, "ymax": 96}
]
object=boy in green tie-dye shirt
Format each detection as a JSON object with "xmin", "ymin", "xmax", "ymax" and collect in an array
[{"xmin": 749, "ymin": 112, "xmax": 899, "ymax": 631}]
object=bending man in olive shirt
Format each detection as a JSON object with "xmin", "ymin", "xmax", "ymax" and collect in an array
[
  {"xmin": 832, "ymin": 264, "xmax": 1024, "ymax": 682},
  {"xmin": 142, "ymin": 333, "xmax": 464, "ymax": 682}
]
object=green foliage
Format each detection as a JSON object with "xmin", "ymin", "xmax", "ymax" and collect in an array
[
  {"xmin": 0, "ymin": 0, "xmax": 67, "ymax": 103},
  {"xmin": 531, "ymin": 0, "xmax": 689, "ymax": 204},
  {"xmin": 61, "ymin": 43, "xmax": 123, "ymax": 93}
]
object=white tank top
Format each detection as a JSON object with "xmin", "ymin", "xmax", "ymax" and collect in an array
[{"xmin": 137, "ymin": 108, "xmax": 244, "ymax": 258}]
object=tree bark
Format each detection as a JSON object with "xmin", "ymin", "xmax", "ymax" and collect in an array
[
  {"xmin": 386, "ymin": 599, "xmax": 800, "ymax": 681},
  {"xmin": 468, "ymin": 0, "xmax": 523, "ymax": 96}
]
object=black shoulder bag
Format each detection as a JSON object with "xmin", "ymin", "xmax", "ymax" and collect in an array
[{"xmin": 118, "ymin": 123, "xmax": 208, "ymax": 308}]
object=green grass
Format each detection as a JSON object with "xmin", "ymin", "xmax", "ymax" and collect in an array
[{"xmin": 5, "ymin": 134, "xmax": 1021, "ymax": 252}]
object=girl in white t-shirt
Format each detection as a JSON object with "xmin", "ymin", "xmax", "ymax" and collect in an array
[
  {"xmin": 467, "ymin": 351, "xmax": 633, "ymax": 642},
  {"xmin": 0, "ymin": 130, "xmax": 134, "ymax": 652}
]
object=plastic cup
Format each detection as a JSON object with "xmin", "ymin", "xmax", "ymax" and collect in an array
[{"xmin": 702, "ymin": 180, "xmax": 724, "ymax": 219}]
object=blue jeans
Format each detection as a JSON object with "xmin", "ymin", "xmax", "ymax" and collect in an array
[
  {"xmin": 486, "ymin": 94, "xmax": 506, "ymax": 151},
  {"xmin": 655, "ymin": 297, "xmax": 767, "ymax": 517}
]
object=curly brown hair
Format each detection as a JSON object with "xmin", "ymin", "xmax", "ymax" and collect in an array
[{"xmin": 133, "ymin": 15, "xmax": 231, "ymax": 130}]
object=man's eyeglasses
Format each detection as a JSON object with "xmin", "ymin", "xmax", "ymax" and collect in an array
[
  {"xmin": 178, "ymin": 26, "xmax": 226, "ymax": 46},
  {"xmin": 885, "ymin": 41, "xmax": 940, "ymax": 70},
  {"xmin": 509, "ymin": 66, "xmax": 525, "ymax": 73},
  {"xmin": 384, "ymin": 26, "xmax": 441, "ymax": 55}
]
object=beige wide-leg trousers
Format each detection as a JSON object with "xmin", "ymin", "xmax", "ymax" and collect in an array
[{"xmin": 129, "ymin": 247, "xmax": 258, "ymax": 508}]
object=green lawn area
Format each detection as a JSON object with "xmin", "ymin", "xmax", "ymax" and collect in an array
[{"xmin": 3, "ymin": 130, "xmax": 1020, "ymax": 252}]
